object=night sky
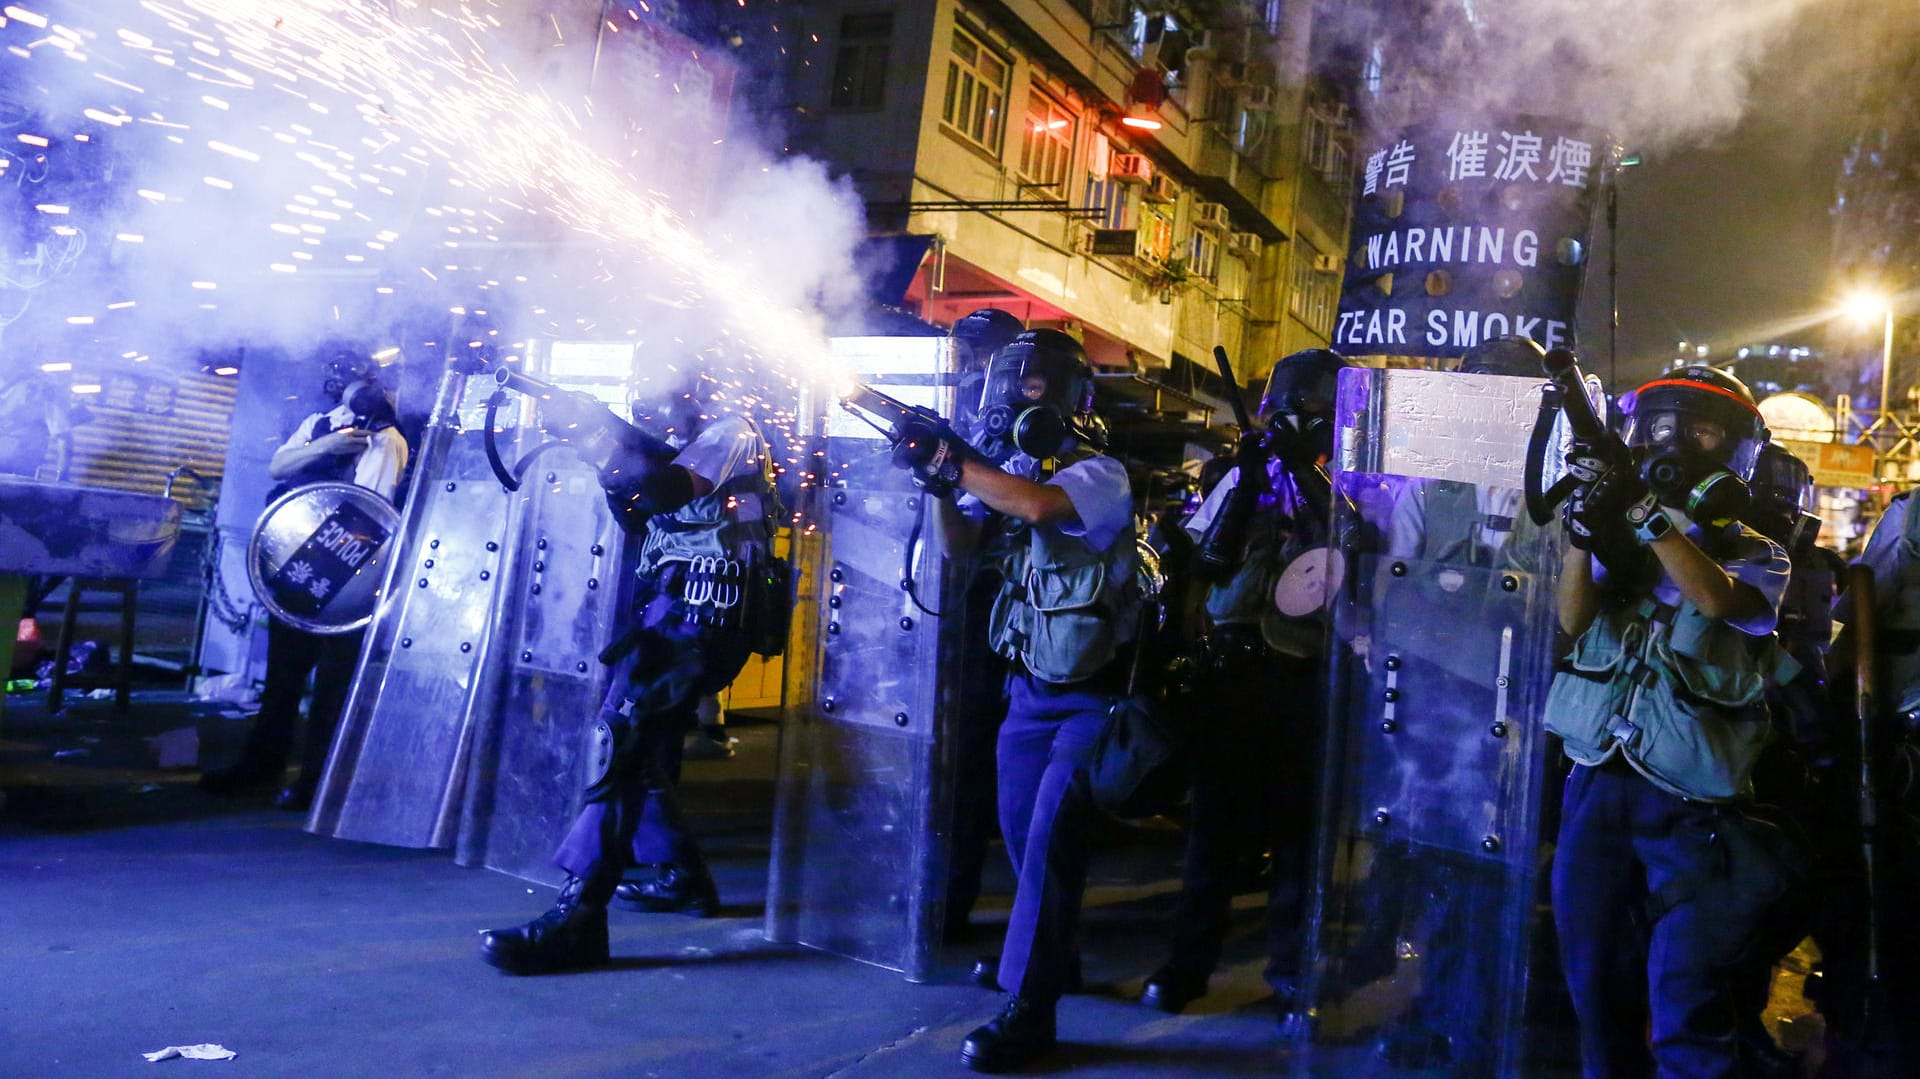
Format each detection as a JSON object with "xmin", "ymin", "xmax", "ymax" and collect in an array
[{"xmin": 1574, "ymin": 6, "xmax": 1888, "ymax": 394}]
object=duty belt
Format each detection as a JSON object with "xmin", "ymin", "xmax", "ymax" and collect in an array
[{"xmin": 1207, "ymin": 623, "xmax": 1272, "ymax": 662}]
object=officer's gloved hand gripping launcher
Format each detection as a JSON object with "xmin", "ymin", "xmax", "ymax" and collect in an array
[
  {"xmin": 1524, "ymin": 347, "xmax": 1650, "ymax": 581},
  {"xmin": 839, "ymin": 383, "xmax": 983, "ymax": 501}
]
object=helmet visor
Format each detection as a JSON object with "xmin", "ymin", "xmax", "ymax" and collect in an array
[
  {"xmin": 978, "ymin": 348, "xmax": 1089, "ymax": 420},
  {"xmin": 1258, "ymin": 362, "xmax": 1338, "ymax": 427}
]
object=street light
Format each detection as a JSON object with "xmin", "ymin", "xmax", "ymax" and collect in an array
[{"xmin": 1843, "ymin": 289, "xmax": 1897, "ymax": 420}]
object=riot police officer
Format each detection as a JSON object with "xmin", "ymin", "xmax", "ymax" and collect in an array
[
  {"xmin": 199, "ymin": 349, "xmax": 408, "ymax": 809},
  {"xmin": 944, "ymin": 307, "xmax": 1024, "ymax": 943},
  {"xmin": 890, "ymin": 329, "xmax": 1137, "ymax": 1072},
  {"xmin": 1138, "ymin": 349, "xmax": 1346, "ymax": 1019},
  {"xmin": 1547, "ymin": 365, "xmax": 1794, "ymax": 1077},
  {"xmin": 1728, "ymin": 443, "xmax": 1840, "ymax": 1075},
  {"xmin": 478, "ymin": 373, "xmax": 776, "ymax": 974}
]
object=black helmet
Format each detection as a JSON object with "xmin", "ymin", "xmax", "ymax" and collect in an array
[
  {"xmin": 1459, "ymin": 335, "xmax": 1546, "ymax": 378},
  {"xmin": 1257, "ymin": 349, "xmax": 1347, "ymax": 428},
  {"xmin": 322, "ymin": 349, "xmax": 377, "ymax": 404},
  {"xmin": 1745, "ymin": 443, "xmax": 1817, "ymax": 548},
  {"xmin": 975, "ymin": 329, "xmax": 1095, "ymax": 459},
  {"xmin": 950, "ymin": 308, "xmax": 1024, "ymax": 373},
  {"xmin": 1621, "ymin": 365, "xmax": 1768, "ymax": 525},
  {"xmin": 1621, "ymin": 365, "xmax": 1768, "ymax": 481}
]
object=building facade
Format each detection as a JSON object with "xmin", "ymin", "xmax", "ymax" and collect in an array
[{"xmin": 766, "ymin": 0, "xmax": 1355, "ymax": 391}]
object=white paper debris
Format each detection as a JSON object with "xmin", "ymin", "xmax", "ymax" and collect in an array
[{"xmin": 143, "ymin": 1044, "xmax": 236, "ymax": 1062}]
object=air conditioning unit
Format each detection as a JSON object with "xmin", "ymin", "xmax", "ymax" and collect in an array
[
  {"xmin": 1312, "ymin": 252, "xmax": 1345, "ymax": 273},
  {"xmin": 1088, "ymin": 227, "xmax": 1164, "ymax": 266},
  {"xmin": 1109, "ymin": 153, "xmax": 1153, "ymax": 185},
  {"xmin": 1193, "ymin": 201, "xmax": 1230, "ymax": 232},
  {"xmin": 1238, "ymin": 84, "xmax": 1275, "ymax": 112},
  {"xmin": 1229, "ymin": 231, "xmax": 1263, "ymax": 258},
  {"xmin": 1143, "ymin": 172, "xmax": 1178, "ymax": 203}
]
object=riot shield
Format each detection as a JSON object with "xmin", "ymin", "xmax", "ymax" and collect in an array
[
  {"xmin": 1295, "ymin": 368, "xmax": 1563, "ymax": 1077},
  {"xmin": 248, "ymin": 482, "xmax": 402, "ymax": 634},
  {"xmin": 309, "ymin": 342, "xmax": 629, "ymax": 884},
  {"xmin": 765, "ymin": 336, "xmax": 973, "ymax": 981}
]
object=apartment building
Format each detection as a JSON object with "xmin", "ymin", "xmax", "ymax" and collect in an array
[{"xmin": 764, "ymin": 0, "xmax": 1355, "ymax": 392}]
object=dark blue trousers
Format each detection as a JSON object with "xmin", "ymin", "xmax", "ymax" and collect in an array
[
  {"xmin": 1166, "ymin": 648, "xmax": 1320, "ymax": 992},
  {"xmin": 554, "ymin": 576, "xmax": 751, "ymax": 882},
  {"xmin": 1552, "ymin": 762, "xmax": 1748, "ymax": 1079},
  {"xmin": 240, "ymin": 616, "xmax": 364, "ymax": 785},
  {"xmin": 994, "ymin": 671, "xmax": 1112, "ymax": 1003}
]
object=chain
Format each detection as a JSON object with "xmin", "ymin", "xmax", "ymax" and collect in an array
[{"xmin": 200, "ymin": 528, "xmax": 258, "ymax": 635}]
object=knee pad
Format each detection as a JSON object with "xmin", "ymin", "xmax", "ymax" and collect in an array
[{"xmin": 583, "ymin": 717, "xmax": 616, "ymax": 792}]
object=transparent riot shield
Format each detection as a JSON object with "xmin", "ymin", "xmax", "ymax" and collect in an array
[
  {"xmin": 765, "ymin": 336, "xmax": 973, "ymax": 981},
  {"xmin": 1295, "ymin": 368, "xmax": 1563, "ymax": 1077},
  {"xmin": 309, "ymin": 341, "xmax": 631, "ymax": 885}
]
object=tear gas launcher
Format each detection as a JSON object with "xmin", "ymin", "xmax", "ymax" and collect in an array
[{"xmin": 484, "ymin": 366, "xmax": 678, "ymax": 492}]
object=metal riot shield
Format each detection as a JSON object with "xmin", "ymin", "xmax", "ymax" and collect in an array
[
  {"xmin": 1295, "ymin": 368, "xmax": 1562, "ymax": 1077},
  {"xmin": 765, "ymin": 336, "xmax": 970, "ymax": 981},
  {"xmin": 309, "ymin": 341, "xmax": 629, "ymax": 884},
  {"xmin": 248, "ymin": 482, "xmax": 402, "ymax": 634}
]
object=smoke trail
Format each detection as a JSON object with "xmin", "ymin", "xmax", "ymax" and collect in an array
[{"xmin": 0, "ymin": 0, "xmax": 868, "ymax": 463}]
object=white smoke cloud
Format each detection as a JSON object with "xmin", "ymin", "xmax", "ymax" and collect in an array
[
  {"xmin": 1320, "ymin": 0, "xmax": 1864, "ymax": 154},
  {"xmin": 0, "ymin": 0, "xmax": 869, "ymax": 430}
]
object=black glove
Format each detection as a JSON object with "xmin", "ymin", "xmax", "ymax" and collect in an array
[
  {"xmin": 889, "ymin": 416, "xmax": 970, "ymax": 499},
  {"xmin": 1563, "ymin": 437, "xmax": 1631, "ymax": 487},
  {"xmin": 1561, "ymin": 485, "xmax": 1605, "ymax": 551},
  {"xmin": 1564, "ymin": 464, "xmax": 1656, "ymax": 551},
  {"xmin": 1234, "ymin": 429, "xmax": 1270, "ymax": 477}
]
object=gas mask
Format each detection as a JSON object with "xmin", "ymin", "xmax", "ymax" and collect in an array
[
  {"xmin": 972, "ymin": 330, "xmax": 1093, "ymax": 461},
  {"xmin": 1264, "ymin": 410, "xmax": 1334, "ymax": 464},
  {"xmin": 1621, "ymin": 368, "xmax": 1768, "ymax": 528},
  {"xmin": 322, "ymin": 351, "xmax": 376, "ymax": 405},
  {"xmin": 974, "ymin": 396, "xmax": 1072, "ymax": 459},
  {"xmin": 1628, "ymin": 410, "xmax": 1754, "ymax": 525},
  {"xmin": 347, "ymin": 384, "xmax": 397, "ymax": 432}
]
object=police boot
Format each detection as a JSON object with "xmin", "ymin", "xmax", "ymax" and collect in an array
[
  {"xmin": 612, "ymin": 863, "xmax": 719, "ymax": 917},
  {"xmin": 960, "ymin": 995, "xmax": 1056, "ymax": 1073},
  {"xmin": 479, "ymin": 875, "xmax": 612, "ymax": 975},
  {"xmin": 1139, "ymin": 964, "xmax": 1209, "ymax": 1014}
]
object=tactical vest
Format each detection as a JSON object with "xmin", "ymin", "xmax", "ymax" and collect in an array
[
  {"xmin": 1418, "ymin": 480, "xmax": 1549, "ymax": 574},
  {"xmin": 1879, "ymin": 494, "xmax": 1920, "ymax": 713},
  {"xmin": 987, "ymin": 454, "xmax": 1142, "ymax": 684},
  {"xmin": 1203, "ymin": 466, "xmax": 1327, "ymax": 657},
  {"xmin": 266, "ymin": 413, "xmax": 357, "ymax": 504},
  {"xmin": 637, "ymin": 426, "xmax": 779, "ymax": 576},
  {"xmin": 1546, "ymin": 596, "xmax": 1799, "ymax": 802}
]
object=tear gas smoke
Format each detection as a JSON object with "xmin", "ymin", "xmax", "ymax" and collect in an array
[
  {"xmin": 1314, "ymin": 0, "xmax": 1889, "ymax": 155},
  {"xmin": 0, "ymin": 0, "xmax": 868, "ymax": 491}
]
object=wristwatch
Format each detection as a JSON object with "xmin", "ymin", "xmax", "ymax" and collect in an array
[{"xmin": 1628, "ymin": 500, "xmax": 1674, "ymax": 544}]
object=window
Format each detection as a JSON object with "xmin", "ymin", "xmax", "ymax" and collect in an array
[
  {"xmin": 943, "ymin": 28, "xmax": 1008, "ymax": 153},
  {"xmin": 830, "ymin": 13, "xmax": 892, "ymax": 111},
  {"xmin": 1291, "ymin": 248, "xmax": 1339, "ymax": 333},
  {"xmin": 1018, "ymin": 89, "xmax": 1075, "ymax": 193},
  {"xmin": 1187, "ymin": 227, "xmax": 1220, "ymax": 283},
  {"xmin": 1304, "ymin": 106, "xmax": 1351, "ymax": 192},
  {"xmin": 1139, "ymin": 205, "xmax": 1174, "ymax": 264},
  {"xmin": 1083, "ymin": 134, "xmax": 1137, "ymax": 229}
]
